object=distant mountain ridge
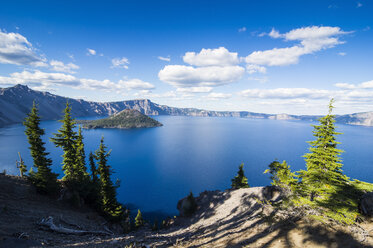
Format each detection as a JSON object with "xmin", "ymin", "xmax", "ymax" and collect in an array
[{"xmin": 1, "ymin": 84, "xmax": 373, "ymax": 127}]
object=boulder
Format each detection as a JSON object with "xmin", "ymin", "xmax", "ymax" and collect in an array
[{"xmin": 360, "ymin": 192, "xmax": 373, "ymax": 216}]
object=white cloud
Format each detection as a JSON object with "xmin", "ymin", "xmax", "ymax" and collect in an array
[
  {"xmin": 0, "ymin": 70, "xmax": 154, "ymax": 92},
  {"xmin": 0, "ymin": 29, "xmax": 47, "ymax": 67},
  {"xmin": 335, "ymin": 80, "xmax": 373, "ymax": 89},
  {"xmin": 87, "ymin": 48, "xmax": 96, "ymax": 56},
  {"xmin": 111, "ymin": 57, "xmax": 129, "ymax": 69},
  {"xmin": 50, "ymin": 60, "xmax": 79, "ymax": 73},
  {"xmin": 239, "ymin": 88, "xmax": 331, "ymax": 99},
  {"xmin": 238, "ymin": 27, "xmax": 247, "ymax": 32},
  {"xmin": 206, "ymin": 92, "xmax": 232, "ymax": 100},
  {"xmin": 183, "ymin": 47, "xmax": 239, "ymax": 67},
  {"xmin": 245, "ymin": 26, "xmax": 349, "ymax": 67},
  {"xmin": 245, "ymin": 46, "xmax": 305, "ymax": 66},
  {"xmin": 158, "ymin": 56, "xmax": 170, "ymax": 62},
  {"xmin": 268, "ymin": 28, "xmax": 282, "ymax": 38},
  {"xmin": 357, "ymin": 2, "xmax": 363, "ymax": 8},
  {"xmin": 176, "ymin": 87, "xmax": 213, "ymax": 93},
  {"xmin": 158, "ymin": 65, "xmax": 245, "ymax": 87},
  {"xmin": 246, "ymin": 64, "xmax": 267, "ymax": 74},
  {"xmin": 118, "ymin": 78, "xmax": 155, "ymax": 90},
  {"xmin": 338, "ymin": 52, "xmax": 346, "ymax": 56}
]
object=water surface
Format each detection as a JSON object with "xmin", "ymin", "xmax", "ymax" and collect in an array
[{"xmin": 1, "ymin": 116, "xmax": 372, "ymax": 216}]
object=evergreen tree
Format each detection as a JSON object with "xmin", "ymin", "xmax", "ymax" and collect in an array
[
  {"xmin": 76, "ymin": 126, "xmax": 89, "ymax": 180},
  {"xmin": 89, "ymin": 151, "xmax": 99, "ymax": 185},
  {"xmin": 135, "ymin": 209, "xmax": 144, "ymax": 228},
  {"xmin": 74, "ymin": 126, "xmax": 91, "ymax": 197},
  {"xmin": 24, "ymin": 102, "xmax": 59, "ymax": 195},
  {"xmin": 95, "ymin": 136, "xmax": 124, "ymax": 221},
  {"xmin": 299, "ymin": 99, "xmax": 349, "ymax": 200},
  {"xmin": 231, "ymin": 163, "xmax": 249, "ymax": 189},
  {"xmin": 50, "ymin": 102, "xmax": 78, "ymax": 183},
  {"xmin": 264, "ymin": 160, "xmax": 297, "ymax": 189},
  {"xmin": 87, "ymin": 151, "xmax": 100, "ymax": 207}
]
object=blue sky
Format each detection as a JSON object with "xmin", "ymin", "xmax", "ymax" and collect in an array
[{"xmin": 0, "ymin": 0, "xmax": 372, "ymax": 114}]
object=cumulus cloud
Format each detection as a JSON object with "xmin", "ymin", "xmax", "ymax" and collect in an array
[
  {"xmin": 158, "ymin": 56, "xmax": 170, "ymax": 62},
  {"xmin": 183, "ymin": 47, "xmax": 239, "ymax": 67},
  {"xmin": 159, "ymin": 47, "xmax": 244, "ymax": 89},
  {"xmin": 158, "ymin": 65, "xmax": 245, "ymax": 87},
  {"xmin": 87, "ymin": 48, "xmax": 96, "ymax": 56},
  {"xmin": 50, "ymin": 60, "xmax": 79, "ymax": 73},
  {"xmin": 111, "ymin": 57, "xmax": 129, "ymax": 69},
  {"xmin": 245, "ymin": 26, "xmax": 349, "ymax": 67},
  {"xmin": 0, "ymin": 70, "xmax": 154, "ymax": 92},
  {"xmin": 0, "ymin": 29, "xmax": 47, "ymax": 67}
]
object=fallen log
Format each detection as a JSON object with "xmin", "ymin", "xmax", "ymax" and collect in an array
[{"xmin": 39, "ymin": 216, "xmax": 112, "ymax": 236}]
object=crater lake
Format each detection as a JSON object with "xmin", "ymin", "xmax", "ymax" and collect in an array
[{"xmin": 1, "ymin": 116, "xmax": 372, "ymax": 218}]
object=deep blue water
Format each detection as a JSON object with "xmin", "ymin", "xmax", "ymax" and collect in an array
[{"xmin": 1, "ymin": 116, "xmax": 373, "ymax": 217}]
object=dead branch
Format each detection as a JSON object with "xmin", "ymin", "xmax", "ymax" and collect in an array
[{"xmin": 39, "ymin": 216, "xmax": 112, "ymax": 236}]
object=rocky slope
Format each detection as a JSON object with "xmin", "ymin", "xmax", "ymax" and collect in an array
[
  {"xmin": 1, "ymin": 174, "xmax": 372, "ymax": 247},
  {"xmin": 1, "ymin": 84, "xmax": 373, "ymax": 127}
]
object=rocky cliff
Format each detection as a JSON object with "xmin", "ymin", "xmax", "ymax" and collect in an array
[{"xmin": 1, "ymin": 84, "xmax": 373, "ymax": 127}]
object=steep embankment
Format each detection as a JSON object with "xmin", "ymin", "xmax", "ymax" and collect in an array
[
  {"xmin": 1, "ymin": 174, "xmax": 372, "ymax": 247},
  {"xmin": 2, "ymin": 84, "xmax": 373, "ymax": 127}
]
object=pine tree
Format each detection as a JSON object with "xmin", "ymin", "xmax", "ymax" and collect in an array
[
  {"xmin": 50, "ymin": 102, "xmax": 78, "ymax": 183},
  {"xmin": 24, "ymin": 102, "xmax": 59, "ymax": 195},
  {"xmin": 135, "ymin": 209, "xmax": 144, "ymax": 228},
  {"xmin": 76, "ymin": 126, "xmax": 89, "ymax": 179},
  {"xmin": 231, "ymin": 163, "xmax": 249, "ymax": 189},
  {"xmin": 87, "ymin": 151, "xmax": 100, "ymax": 207},
  {"xmin": 299, "ymin": 99, "xmax": 349, "ymax": 200},
  {"xmin": 95, "ymin": 136, "xmax": 124, "ymax": 221},
  {"xmin": 89, "ymin": 151, "xmax": 99, "ymax": 185},
  {"xmin": 264, "ymin": 160, "xmax": 297, "ymax": 189}
]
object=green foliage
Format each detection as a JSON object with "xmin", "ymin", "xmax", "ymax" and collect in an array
[
  {"xmin": 24, "ymin": 102, "xmax": 59, "ymax": 195},
  {"xmin": 298, "ymin": 99, "xmax": 349, "ymax": 200},
  {"xmin": 74, "ymin": 126, "xmax": 91, "ymax": 198},
  {"xmin": 96, "ymin": 136, "xmax": 124, "ymax": 221},
  {"xmin": 231, "ymin": 163, "xmax": 249, "ymax": 189},
  {"xmin": 264, "ymin": 160, "xmax": 297, "ymax": 189},
  {"xmin": 280, "ymin": 99, "xmax": 373, "ymax": 225},
  {"xmin": 50, "ymin": 102, "xmax": 78, "ymax": 183},
  {"xmin": 79, "ymin": 109, "xmax": 162, "ymax": 129},
  {"xmin": 86, "ymin": 151, "xmax": 101, "ymax": 207},
  {"xmin": 135, "ymin": 209, "xmax": 144, "ymax": 228}
]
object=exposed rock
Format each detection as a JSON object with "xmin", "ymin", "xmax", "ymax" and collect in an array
[
  {"xmin": 2, "ymin": 84, "xmax": 373, "ymax": 127},
  {"xmin": 360, "ymin": 192, "xmax": 373, "ymax": 216}
]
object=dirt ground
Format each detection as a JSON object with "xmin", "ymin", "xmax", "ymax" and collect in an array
[{"xmin": 0, "ymin": 174, "xmax": 372, "ymax": 248}]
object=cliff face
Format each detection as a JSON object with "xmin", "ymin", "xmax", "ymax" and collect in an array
[{"xmin": 1, "ymin": 84, "xmax": 373, "ymax": 127}]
